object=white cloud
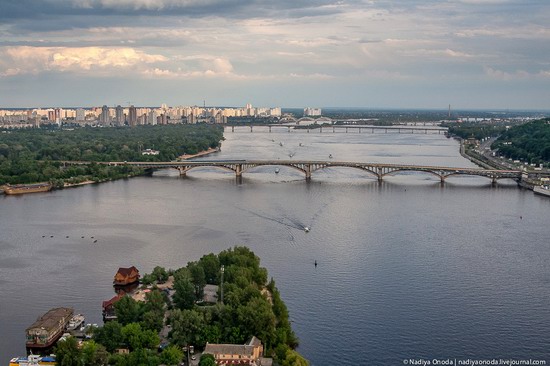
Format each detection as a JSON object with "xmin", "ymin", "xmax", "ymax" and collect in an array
[{"xmin": 0, "ymin": 46, "xmax": 167, "ymax": 76}]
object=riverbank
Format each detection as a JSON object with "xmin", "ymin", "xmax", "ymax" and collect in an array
[{"xmin": 178, "ymin": 147, "xmax": 220, "ymax": 160}]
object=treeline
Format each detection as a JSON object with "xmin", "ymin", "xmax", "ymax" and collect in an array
[
  {"xmin": 491, "ymin": 118, "xmax": 550, "ymax": 164},
  {"xmin": 0, "ymin": 124, "xmax": 223, "ymax": 185},
  {"xmin": 59, "ymin": 247, "xmax": 307, "ymax": 366},
  {"xmin": 442, "ymin": 122, "xmax": 508, "ymax": 140}
]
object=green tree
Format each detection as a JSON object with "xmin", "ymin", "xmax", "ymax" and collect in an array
[
  {"xmin": 55, "ymin": 336, "xmax": 82, "ymax": 366},
  {"xmin": 170, "ymin": 309, "xmax": 205, "ymax": 347},
  {"xmin": 188, "ymin": 262, "xmax": 207, "ymax": 300},
  {"xmin": 114, "ymin": 296, "xmax": 142, "ymax": 325},
  {"xmin": 81, "ymin": 340, "xmax": 109, "ymax": 366},
  {"xmin": 160, "ymin": 345, "xmax": 184, "ymax": 366},
  {"xmin": 198, "ymin": 353, "xmax": 216, "ymax": 366},
  {"xmin": 152, "ymin": 266, "xmax": 169, "ymax": 283},
  {"xmin": 121, "ymin": 323, "xmax": 160, "ymax": 351},
  {"xmin": 93, "ymin": 321, "xmax": 124, "ymax": 352},
  {"xmin": 173, "ymin": 271, "xmax": 196, "ymax": 310}
]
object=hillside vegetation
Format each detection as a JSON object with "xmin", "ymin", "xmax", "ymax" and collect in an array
[{"xmin": 491, "ymin": 119, "xmax": 550, "ymax": 165}]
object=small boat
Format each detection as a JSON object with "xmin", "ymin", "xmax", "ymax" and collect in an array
[
  {"xmin": 275, "ymin": 168, "xmax": 280, "ymax": 174},
  {"xmin": 329, "ymin": 154, "xmax": 333, "ymax": 159},
  {"xmin": 299, "ymin": 143, "xmax": 303, "ymax": 147},
  {"xmin": 289, "ymin": 153, "xmax": 294, "ymax": 158},
  {"xmin": 66, "ymin": 313, "xmax": 85, "ymax": 331},
  {"xmin": 279, "ymin": 142, "xmax": 284, "ymax": 146},
  {"xmin": 304, "ymin": 227, "xmax": 310, "ymax": 233}
]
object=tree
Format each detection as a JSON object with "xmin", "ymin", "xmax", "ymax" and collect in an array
[
  {"xmin": 114, "ymin": 296, "xmax": 142, "ymax": 325},
  {"xmin": 93, "ymin": 321, "xmax": 124, "ymax": 353},
  {"xmin": 160, "ymin": 345, "xmax": 184, "ymax": 366},
  {"xmin": 170, "ymin": 309, "xmax": 205, "ymax": 347},
  {"xmin": 121, "ymin": 323, "xmax": 160, "ymax": 351},
  {"xmin": 81, "ymin": 340, "xmax": 109, "ymax": 366},
  {"xmin": 198, "ymin": 353, "xmax": 216, "ymax": 366},
  {"xmin": 152, "ymin": 266, "xmax": 169, "ymax": 283},
  {"xmin": 173, "ymin": 271, "xmax": 196, "ymax": 310},
  {"xmin": 55, "ymin": 336, "xmax": 82, "ymax": 366},
  {"xmin": 198, "ymin": 253, "xmax": 220, "ymax": 284},
  {"xmin": 188, "ymin": 262, "xmax": 206, "ymax": 300}
]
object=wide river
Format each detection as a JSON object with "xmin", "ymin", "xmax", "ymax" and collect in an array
[{"xmin": 1, "ymin": 127, "xmax": 549, "ymax": 365}]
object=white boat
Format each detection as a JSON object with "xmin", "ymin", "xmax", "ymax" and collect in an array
[
  {"xmin": 329, "ymin": 154, "xmax": 333, "ymax": 159},
  {"xmin": 304, "ymin": 227, "xmax": 310, "ymax": 233},
  {"xmin": 275, "ymin": 168, "xmax": 280, "ymax": 174},
  {"xmin": 66, "ymin": 313, "xmax": 85, "ymax": 331},
  {"xmin": 534, "ymin": 185, "xmax": 550, "ymax": 198}
]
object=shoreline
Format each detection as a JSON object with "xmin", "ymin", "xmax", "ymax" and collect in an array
[{"xmin": 177, "ymin": 147, "xmax": 220, "ymax": 160}]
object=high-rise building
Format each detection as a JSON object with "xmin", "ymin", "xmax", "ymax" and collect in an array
[
  {"xmin": 115, "ymin": 105, "xmax": 124, "ymax": 126},
  {"xmin": 128, "ymin": 105, "xmax": 137, "ymax": 127},
  {"xmin": 76, "ymin": 108, "xmax": 86, "ymax": 122},
  {"xmin": 100, "ymin": 105, "xmax": 110, "ymax": 125}
]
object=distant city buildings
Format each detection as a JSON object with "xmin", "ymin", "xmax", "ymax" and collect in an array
[
  {"xmin": 0, "ymin": 102, "xmax": 285, "ymax": 128},
  {"xmin": 304, "ymin": 107, "xmax": 322, "ymax": 117}
]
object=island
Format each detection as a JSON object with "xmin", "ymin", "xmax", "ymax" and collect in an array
[{"xmin": 54, "ymin": 246, "xmax": 307, "ymax": 366}]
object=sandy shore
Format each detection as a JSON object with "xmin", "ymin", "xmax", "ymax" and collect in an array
[{"xmin": 178, "ymin": 147, "xmax": 220, "ymax": 160}]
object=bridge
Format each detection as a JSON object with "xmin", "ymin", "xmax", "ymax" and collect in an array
[
  {"xmin": 64, "ymin": 160, "xmax": 522, "ymax": 185},
  {"xmin": 225, "ymin": 124, "xmax": 447, "ymax": 134}
]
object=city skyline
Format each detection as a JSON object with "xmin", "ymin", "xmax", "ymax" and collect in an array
[{"xmin": 1, "ymin": 1, "xmax": 549, "ymax": 109}]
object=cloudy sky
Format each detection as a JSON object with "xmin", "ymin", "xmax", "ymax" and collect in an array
[{"xmin": 1, "ymin": 0, "xmax": 549, "ymax": 109}]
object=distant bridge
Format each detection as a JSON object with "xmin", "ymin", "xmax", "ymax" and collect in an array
[
  {"xmin": 225, "ymin": 125, "xmax": 447, "ymax": 134},
  {"xmin": 63, "ymin": 160, "xmax": 522, "ymax": 185}
]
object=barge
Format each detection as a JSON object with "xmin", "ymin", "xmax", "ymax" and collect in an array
[
  {"xmin": 26, "ymin": 307, "xmax": 73, "ymax": 351},
  {"xmin": 3, "ymin": 183, "xmax": 52, "ymax": 195}
]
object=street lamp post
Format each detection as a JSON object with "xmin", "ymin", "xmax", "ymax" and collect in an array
[{"xmin": 221, "ymin": 265, "xmax": 224, "ymax": 305}]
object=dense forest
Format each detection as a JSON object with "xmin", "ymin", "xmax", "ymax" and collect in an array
[
  {"xmin": 0, "ymin": 124, "xmax": 223, "ymax": 186},
  {"xmin": 491, "ymin": 118, "xmax": 550, "ymax": 164},
  {"xmin": 56, "ymin": 246, "xmax": 307, "ymax": 366},
  {"xmin": 442, "ymin": 122, "xmax": 508, "ymax": 140}
]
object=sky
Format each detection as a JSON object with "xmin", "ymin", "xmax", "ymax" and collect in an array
[{"xmin": 0, "ymin": 0, "xmax": 549, "ymax": 109}]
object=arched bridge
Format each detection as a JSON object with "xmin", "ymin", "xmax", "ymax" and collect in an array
[{"xmin": 66, "ymin": 160, "xmax": 523, "ymax": 184}]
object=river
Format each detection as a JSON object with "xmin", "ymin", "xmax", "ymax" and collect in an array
[{"xmin": 1, "ymin": 127, "xmax": 549, "ymax": 365}]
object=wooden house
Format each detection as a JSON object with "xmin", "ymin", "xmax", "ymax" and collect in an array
[{"xmin": 113, "ymin": 266, "xmax": 140, "ymax": 286}]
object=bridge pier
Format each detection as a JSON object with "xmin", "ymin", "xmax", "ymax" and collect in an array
[
  {"xmin": 492, "ymin": 176, "xmax": 497, "ymax": 187},
  {"xmin": 231, "ymin": 126, "xmax": 234, "ymax": 132},
  {"xmin": 178, "ymin": 166, "xmax": 189, "ymax": 176},
  {"xmin": 236, "ymin": 164, "xmax": 243, "ymax": 178},
  {"xmin": 250, "ymin": 126, "xmax": 253, "ymax": 133},
  {"xmin": 305, "ymin": 164, "xmax": 312, "ymax": 181}
]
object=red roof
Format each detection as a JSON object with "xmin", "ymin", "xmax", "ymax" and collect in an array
[{"xmin": 102, "ymin": 294, "xmax": 123, "ymax": 309}]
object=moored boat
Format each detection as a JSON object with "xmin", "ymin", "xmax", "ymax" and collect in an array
[
  {"xmin": 534, "ymin": 184, "xmax": 550, "ymax": 198},
  {"xmin": 66, "ymin": 314, "xmax": 85, "ymax": 331},
  {"xmin": 9, "ymin": 354, "xmax": 56, "ymax": 366},
  {"xmin": 3, "ymin": 183, "xmax": 52, "ymax": 195}
]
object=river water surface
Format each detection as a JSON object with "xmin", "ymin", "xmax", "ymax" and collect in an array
[{"xmin": 1, "ymin": 127, "xmax": 549, "ymax": 365}]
